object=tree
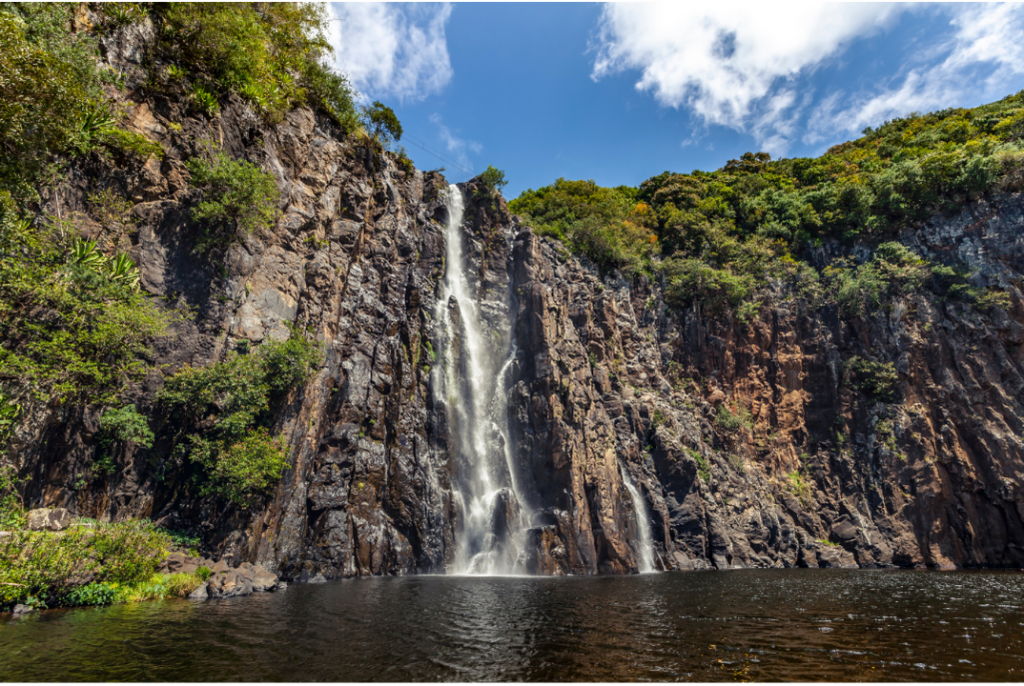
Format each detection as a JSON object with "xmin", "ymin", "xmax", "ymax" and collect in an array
[
  {"xmin": 361, "ymin": 101, "xmax": 402, "ymax": 149},
  {"xmin": 479, "ymin": 165, "xmax": 508, "ymax": 194}
]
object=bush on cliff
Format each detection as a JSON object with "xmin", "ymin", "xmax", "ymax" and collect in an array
[
  {"xmin": 158, "ymin": 331, "xmax": 322, "ymax": 507},
  {"xmin": 155, "ymin": 3, "xmax": 359, "ymax": 130},
  {"xmin": 186, "ymin": 150, "xmax": 281, "ymax": 242},
  {"xmin": 509, "ymin": 178, "xmax": 659, "ymax": 274},
  {"xmin": 0, "ymin": 194, "xmax": 174, "ymax": 405}
]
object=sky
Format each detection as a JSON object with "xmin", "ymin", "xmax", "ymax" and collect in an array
[{"xmin": 327, "ymin": 2, "xmax": 1024, "ymax": 199}]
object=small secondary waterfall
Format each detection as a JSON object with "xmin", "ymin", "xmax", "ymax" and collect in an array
[
  {"xmin": 434, "ymin": 184, "xmax": 527, "ymax": 575},
  {"xmin": 621, "ymin": 465, "xmax": 657, "ymax": 574}
]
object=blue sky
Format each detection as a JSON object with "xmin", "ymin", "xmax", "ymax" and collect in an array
[{"xmin": 328, "ymin": 3, "xmax": 1024, "ymax": 199}]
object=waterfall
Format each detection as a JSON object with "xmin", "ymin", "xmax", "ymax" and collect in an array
[
  {"xmin": 434, "ymin": 184, "xmax": 527, "ymax": 575},
  {"xmin": 620, "ymin": 464, "xmax": 657, "ymax": 574}
]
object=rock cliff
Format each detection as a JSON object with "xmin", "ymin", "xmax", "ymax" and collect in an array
[{"xmin": 9, "ymin": 20, "xmax": 1024, "ymax": 577}]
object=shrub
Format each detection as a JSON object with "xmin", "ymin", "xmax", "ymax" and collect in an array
[
  {"xmin": 0, "ymin": 211, "xmax": 173, "ymax": 404},
  {"xmin": 663, "ymin": 258, "xmax": 755, "ymax": 314},
  {"xmin": 787, "ymin": 471, "xmax": 813, "ymax": 507},
  {"xmin": 715, "ymin": 404, "xmax": 752, "ymax": 433},
  {"xmin": 845, "ymin": 356, "xmax": 899, "ymax": 402},
  {"xmin": 162, "ymin": 572, "xmax": 204, "ymax": 598},
  {"xmin": 0, "ymin": 4, "xmax": 103, "ymax": 199},
  {"xmin": 100, "ymin": 405, "xmax": 154, "ymax": 449},
  {"xmin": 158, "ymin": 332, "xmax": 321, "ymax": 506},
  {"xmin": 99, "ymin": 127, "xmax": 164, "ymax": 160},
  {"xmin": 63, "ymin": 582, "xmax": 118, "ymax": 607},
  {"xmin": 155, "ymin": 3, "xmax": 356, "ymax": 126},
  {"xmin": 186, "ymin": 151, "xmax": 281, "ymax": 239},
  {"xmin": 207, "ymin": 429, "xmax": 289, "ymax": 507},
  {"xmin": 190, "ymin": 84, "xmax": 219, "ymax": 117},
  {"xmin": 687, "ymin": 448, "xmax": 711, "ymax": 482},
  {"xmin": 0, "ymin": 464, "xmax": 26, "ymax": 530},
  {"xmin": 0, "ymin": 519, "xmax": 172, "ymax": 610},
  {"xmin": 0, "ymin": 392, "xmax": 21, "ymax": 449},
  {"xmin": 510, "ymin": 178, "xmax": 661, "ymax": 274}
]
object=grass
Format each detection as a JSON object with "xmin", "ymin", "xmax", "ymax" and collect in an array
[{"xmin": 786, "ymin": 471, "xmax": 813, "ymax": 508}]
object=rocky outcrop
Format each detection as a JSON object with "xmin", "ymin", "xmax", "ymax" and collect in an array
[
  {"xmin": 186, "ymin": 559, "xmax": 284, "ymax": 600},
  {"xmin": 6, "ymin": 17, "xmax": 1024, "ymax": 577},
  {"xmin": 25, "ymin": 508, "xmax": 72, "ymax": 532}
]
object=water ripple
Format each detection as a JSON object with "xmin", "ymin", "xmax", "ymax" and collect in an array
[{"xmin": 2, "ymin": 569, "xmax": 1024, "ymax": 681}]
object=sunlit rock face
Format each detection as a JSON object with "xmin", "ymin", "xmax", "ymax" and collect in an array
[{"xmin": 14, "ymin": 17, "xmax": 1024, "ymax": 577}]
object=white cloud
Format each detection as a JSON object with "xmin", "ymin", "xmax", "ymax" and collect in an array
[
  {"xmin": 429, "ymin": 113, "xmax": 481, "ymax": 173},
  {"xmin": 810, "ymin": 4, "xmax": 1024, "ymax": 142},
  {"xmin": 591, "ymin": 3, "xmax": 1024, "ymax": 155},
  {"xmin": 328, "ymin": 3, "xmax": 453, "ymax": 103}
]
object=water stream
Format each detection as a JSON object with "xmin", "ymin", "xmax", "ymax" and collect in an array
[
  {"xmin": 434, "ymin": 184, "xmax": 527, "ymax": 575},
  {"xmin": 620, "ymin": 464, "xmax": 657, "ymax": 573}
]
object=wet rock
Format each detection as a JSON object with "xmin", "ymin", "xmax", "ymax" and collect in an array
[
  {"xmin": 26, "ymin": 508, "xmax": 71, "ymax": 532},
  {"xmin": 251, "ymin": 565, "xmax": 280, "ymax": 592},
  {"xmin": 188, "ymin": 582, "xmax": 208, "ymax": 601},
  {"xmin": 12, "ymin": 604, "xmax": 36, "ymax": 615},
  {"xmin": 206, "ymin": 570, "xmax": 254, "ymax": 599}
]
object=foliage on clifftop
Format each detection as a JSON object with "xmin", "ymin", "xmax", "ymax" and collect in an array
[{"xmin": 510, "ymin": 93, "xmax": 1024, "ymax": 319}]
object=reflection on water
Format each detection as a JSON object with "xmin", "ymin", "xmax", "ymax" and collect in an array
[{"xmin": 2, "ymin": 570, "xmax": 1024, "ymax": 681}]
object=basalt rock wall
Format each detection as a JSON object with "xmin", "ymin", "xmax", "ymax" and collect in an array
[{"xmin": 8, "ymin": 19, "xmax": 1024, "ymax": 576}]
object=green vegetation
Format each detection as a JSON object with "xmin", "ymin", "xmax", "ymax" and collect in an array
[
  {"xmin": 186, "ymin": 150, "xmax": 281, "ymax": 243},
  {"xmin": 512, "ymin": 94, "xmax": 1024, "ymax": 318},
  {"xmin": 715, "ymin": 404, "xmax": 752, "ymax": 433},
  {"xmin": 0, "ymin": 197, "xmax": 174, "ymax": 405},
  {"xmin": 0, "ymin": 464, "xmax": 26, "ymax": 529},
  {"xmin": 479, "ymin": 165, "xmax": 508, "ymax": 195},
  {"xmin": 360, "ymin": 101, "xmax": 403, "ymax": 149},
  {"xmin": 155, "ymin": 3, "xmax": 358, "ymax": 130},
  {"xmin": 786, "ymin": 470, "xmax": 813, "ymax": 508},
  {"xmin": 158, "ymin": 331, "xmax": 323, "ymax": 507},
  {"xmin": 97, "ymin": 405, "xmax": 155, "ymax": 476},
  {"xmin": 0, "ymin": 518, "xmax": 210, "ymax": 610},
  {"xmin": 0, "ymin": 519, "xmax": 167, "ymax": 610},
  {"xmin": 845, "ymin": 356, "xmax": 899, "ymax": 402},
  {"xmin": 687, "ymin": 448, "xmax": 711, "ymax": 482},
  {"xmin": 508, "ymin": 178, "xmax": 658, "ymax": 274}
]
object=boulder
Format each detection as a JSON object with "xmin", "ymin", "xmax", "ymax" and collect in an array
[
  {"xmin": 12, "ymin": 604, "xmax": 36, "ymax": 615},
  {"xmin": 251, "ymin": 564, "xmax": 279, "ymax": 592},
  {"xmin": 206, "ymin": 570, "xmax": 253, "ymax": 599},
  {"xmin": 26, "ymin": 508, "xmax": 72, "ymax": 532},
  {"xmin": 159, "ymin": 552, "xmax": 201, "ymax": 575},
  {"xmin": 187, "ymin": 582, "xmax": 208, "ymax": 601},
  {"xmin": 234, "ymin": 562, "xmax": 255, "ymax": 582}
]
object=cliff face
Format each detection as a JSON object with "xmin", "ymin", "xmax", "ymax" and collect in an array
[{"xmin": 10, "ymin": 21, "xmax": 1024, "ymax": 577}]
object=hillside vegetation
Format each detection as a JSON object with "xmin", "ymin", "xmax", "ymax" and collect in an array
[{"xmin": 510, "ymin": 95, "xmax": 1024, "ymax": 320}]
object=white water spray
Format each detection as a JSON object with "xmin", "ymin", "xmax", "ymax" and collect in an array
[
  {"xmin": 434, "ymin": 184, "xmax": 527, "ymax": 575},
  {"xmin": 621, "ymin": 464, "xmax": 657, "ymax": 574}
]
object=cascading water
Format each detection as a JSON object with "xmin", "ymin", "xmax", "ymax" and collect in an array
[
  {"xmin": 620, "ymin": 464, "xmax": 657, "ymax": 574},
  {"xmin": 434, "ymin": 184, "xmax": 528, "ymax": 575}
]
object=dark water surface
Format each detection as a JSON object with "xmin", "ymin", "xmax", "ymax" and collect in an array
[{"xmin": 2, "ymin": 570, "xmax": 1024, "ymax": 681}]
